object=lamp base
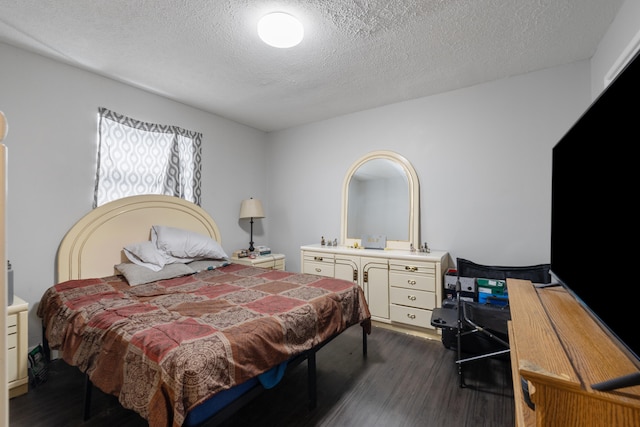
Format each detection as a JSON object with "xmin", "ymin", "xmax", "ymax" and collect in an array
[{"xmin": 248, "ymin": 217, "xmax": 255, "ymax": 252}]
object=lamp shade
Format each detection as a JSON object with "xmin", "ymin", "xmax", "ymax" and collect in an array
[{"xmin": 239, "ymin": 198, "xmax": 265, "ymax": 219}]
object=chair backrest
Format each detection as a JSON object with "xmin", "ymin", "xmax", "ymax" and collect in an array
[{"xmin": 457, "ymin": 258, "xmax": 551, "ymax": 284}]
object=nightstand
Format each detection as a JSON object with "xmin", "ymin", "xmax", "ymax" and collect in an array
[
  {"xmin": 231, "ymin": 253, "xmax": 286, "ymax": 271},
  {"xmin": 8, "ymin": 295, "xmax": 28, "ymax": 398}
]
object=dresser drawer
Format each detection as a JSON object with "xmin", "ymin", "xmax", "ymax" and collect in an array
[
  {"xmin": 8, "ymin": 345, "xmax": 18, "ymax": 382},
  {"xmin": 390, "ymin": 304, "xmax": 433, "ymax": 329},
  {"xmin": 303, "ymin": 251, "xmax": 335, "ymax": 277},
  {"xmin": 8, "ymin": 312, "xmax": 17, "ymax": 328},
  {"xmin": 389, "ymin": 270, "xmax": 435, "ymax": 292},
  {"xmin": 390, "ymin": 287, "xmax": 436, "ymax": 309},
  {"xmin": 254, "ymin": 258, "xmax": 285, "ymax": 270},
  {"xmin": 8, "ymin": 313, "xmax": 18, "ymax": 382},
  {"xmin": 7, "ymin": 328, "xmax": 17, "ymax": 349},
  {"xmin": 303, "ymin": 261, "xmax": 334, "ymax": 277},
  {"xmin": 303, "ymin": 251, "xmax": 334, "ymax": 261},
  {"xmin": 389, "ymin": 260, "xmax": 435, "ymax": 274}
]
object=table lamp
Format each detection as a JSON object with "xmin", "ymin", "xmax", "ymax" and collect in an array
[{"xmin": 239, "ymin": 198, "xmax": 264, "ymax": 252}]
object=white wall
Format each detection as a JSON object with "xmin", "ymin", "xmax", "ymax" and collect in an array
[
  {"xmin": 0, "ymin": 42, "xmax": 268, "ymax": 347},
  {"xmin": 591, "ymin": 0, "xmax": 640, "ymax": 97},
  {"xmin": 266, "ymin": 63, "xmax": 590, "ymax": 273}
]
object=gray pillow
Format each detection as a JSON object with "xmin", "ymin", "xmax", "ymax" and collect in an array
[
  {"xmin": 123, "ymin": 240, "xmax": 166, "ymax": 271},
  {"xmin": 151, "ymin": 225, "xmax": 228, "ymax": 262},
  {"xmin": 115, "ymin": 262, "xmax": 194, "ymax": 286}
]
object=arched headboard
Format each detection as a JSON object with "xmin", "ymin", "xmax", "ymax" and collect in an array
[{"xmin": 57, "ymin": 195, "xmax": 222, "ymax": 282}]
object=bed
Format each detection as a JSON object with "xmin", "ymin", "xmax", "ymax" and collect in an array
[{"xmin": 37, "ymin": 195, "xmax": 371, "ymax": 427}]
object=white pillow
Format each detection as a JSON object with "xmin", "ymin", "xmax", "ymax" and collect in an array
[
  {"xmin": 123, "ymin": 240, "xmax": 167, "ymax": 272},
  {"xmin": 151, "ymin": 225, "xmax": 228, "ymax": 263}
]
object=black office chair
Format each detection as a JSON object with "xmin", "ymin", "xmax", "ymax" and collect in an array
[{"xmin": 432, "ymin": 258, "xmax": 551, "ymax": 387}]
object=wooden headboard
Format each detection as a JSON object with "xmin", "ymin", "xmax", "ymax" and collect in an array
[{"xmin": 57, "ymin": 195, "xmax": 222, "ymax": 282}]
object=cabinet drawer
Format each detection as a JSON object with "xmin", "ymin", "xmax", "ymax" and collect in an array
[
  {"xmin": 389, "ymin": 270, "xmax": 435, "ymax": 292},
  {"xmin": 8, "ymin": 312, "xmax": 17, "ymax": 328},
  {"xmin": 390, "ymin": 287, "xmax": 435, "ymax": 309},
  {"xmin": 7, "ymin": 328, "xmax": 17, "ymax": 349},
  {"xmin": 254, "ymin": 258, "xmax": 285, "ymax": 270},
  {"xmin": 389, "ymin": 260, "xmax": 435, "ymax": 274},
  {"xmin": 8, "ymin": 312, "xmax": 18, "ymax": 382},
  {"xmin": 390, "ymin": 304, "xmax": 433, "ymax": 329},
  {"xmin": 303, "ymin": 251, "xmax": 335, "ymax": 277},
  {"xmin": 303, "ymin": 251, "xmax": 335, "ymax": 262},
  {"xmin": 303, "ymin": 260, "xmax": 335, "ymax": 277},
  {"xmin": 8, "ymin": 346, "xmax": 17, "ymax": 382}
]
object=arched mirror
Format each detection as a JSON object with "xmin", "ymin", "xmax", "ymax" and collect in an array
[{"xmin": 341, "ymin": 150, "xmax": 420, "ymax": 251}]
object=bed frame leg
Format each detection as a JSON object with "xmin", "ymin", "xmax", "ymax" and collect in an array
[
  {"xmin": 362, "ymin": 327, "xmax": 367, "ymax": 357},
  {"xmin": 41, "ymin": 324, "xmax": 51, "ymax": 362},
  {"xmin": 307, "ymin": 350, "xmax": 317, "ymax": 410},
  {"xmin": 83, "ymin": 374, "xmax": 93, "ymax": 421}
]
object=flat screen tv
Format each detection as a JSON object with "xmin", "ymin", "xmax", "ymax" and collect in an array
[{"xmin": 550, "ymin": 49, "xmax": 640, "ymax": 391}]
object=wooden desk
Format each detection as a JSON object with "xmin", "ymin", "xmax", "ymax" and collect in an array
[{"xmin": 508, "ymin": 279, "xmax": 640, "ymax": 427}]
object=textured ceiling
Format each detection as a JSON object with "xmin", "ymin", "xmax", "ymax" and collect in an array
[{"xmin": 0, "ymin": 0, "xmax": 625, "ymax": 132}]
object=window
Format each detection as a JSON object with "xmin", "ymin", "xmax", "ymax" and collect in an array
[{"xmin": 94, "ymin": 107, "xmax": 202, "ymax": 207}]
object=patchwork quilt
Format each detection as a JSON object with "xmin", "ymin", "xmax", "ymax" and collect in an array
[{"xmin": 38, "ymin": 263, "xmax": 371, "ymax": 427}]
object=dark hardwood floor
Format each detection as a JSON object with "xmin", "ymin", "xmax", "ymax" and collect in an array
[{"xmin": 9, "ymin": 325, "xmax": 514, "ymax": 427}]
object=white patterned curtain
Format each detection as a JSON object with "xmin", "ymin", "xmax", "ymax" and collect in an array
[{"xmin": 94, "ymin": 107, "xmax": 202, "ymax": 207}]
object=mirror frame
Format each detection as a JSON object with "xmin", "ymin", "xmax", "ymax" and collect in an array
[{"xmin": 341, "ymin": 150, "xmax": 420, "ymax": 251}]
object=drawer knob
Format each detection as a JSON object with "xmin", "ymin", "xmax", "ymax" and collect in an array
[
  {"xmin": 407, "ymin": 313, "xmax": 416, "ymax": 319},
  {"xmin": 314, "ymin": 256, "xmax": 323, "ymax": 261},
  {"xmin": 408, "ymin": 295, "xmax": 417, "ymax": 301},
  {"xmin": 315, "ymin": 268, "xmax": 321, "ymax": 273},
  {"xmin": 407, "ymin": 280, "xmax": 416, "ymax": 285},
  {"xmin": 405, "ymin": 266, "xmax": 418, "ymax": 272}
]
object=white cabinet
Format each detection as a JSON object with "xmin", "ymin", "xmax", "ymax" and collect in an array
[
  {"xmin": 361, "ymin": 257, "xmax": 390, "ymax": 320},
  {"xmin": 301, "ymin": 244, "xmax": 449, "ymax": 334},
  {"xmin": 8, "ymin": 295, "xmax": 29, "ymax": 398}
]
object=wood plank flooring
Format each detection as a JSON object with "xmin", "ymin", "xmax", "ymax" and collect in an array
[{"xmin": 9, "ymin": 325, "xmax": 515, "ymax": 426}]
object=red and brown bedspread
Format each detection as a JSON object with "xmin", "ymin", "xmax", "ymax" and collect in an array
[{"xmin": 37, "ymin": 263, "xmax": 371, "ymax": 427}]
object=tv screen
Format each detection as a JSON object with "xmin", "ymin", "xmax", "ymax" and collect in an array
[{"xmin": 550, "ymin": 49, "xmax": 640, "ymax": 389}]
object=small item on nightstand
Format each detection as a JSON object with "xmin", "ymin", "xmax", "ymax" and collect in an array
[
  {"xmin": 256, "ymin": 245, "xmax": 271, "ymax": 255},
  {"xmin": 333, "ymin": 238, "xmax": 337, "ymax": 246},
  {"xmin": 410, "ymin": 243, "xmax": 416, "ymax": 252},
  {"xmin": 421, "ymin": 242, "xmax": 430, "ymax": 253},
  {"xmin": 233, "ymin": 249, "xmax": 249, "ymax": 258},
  {"xmin": 327, "ymin": 239, "xmax": 333, "ymax": 246},
  {"xmin": 321, "ymin": 236, "xmax": 325, "ymax": 246}
]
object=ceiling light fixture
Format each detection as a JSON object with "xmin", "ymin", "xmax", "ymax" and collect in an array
[{"xmin": 257, "ymin": 12, "xmax": 304, "ymax": 48}]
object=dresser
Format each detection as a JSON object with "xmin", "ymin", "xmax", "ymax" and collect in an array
[
  {"xmin": 232, "ymin": 253, "xmax": 286, "ymax": 270},
  {"xmin": 301, "ymin": 244, "xmax": 448, "ymax": 335},
  {"xmin": 8, "ymin": 295, "xmax": 29, "ymax": 398}
]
